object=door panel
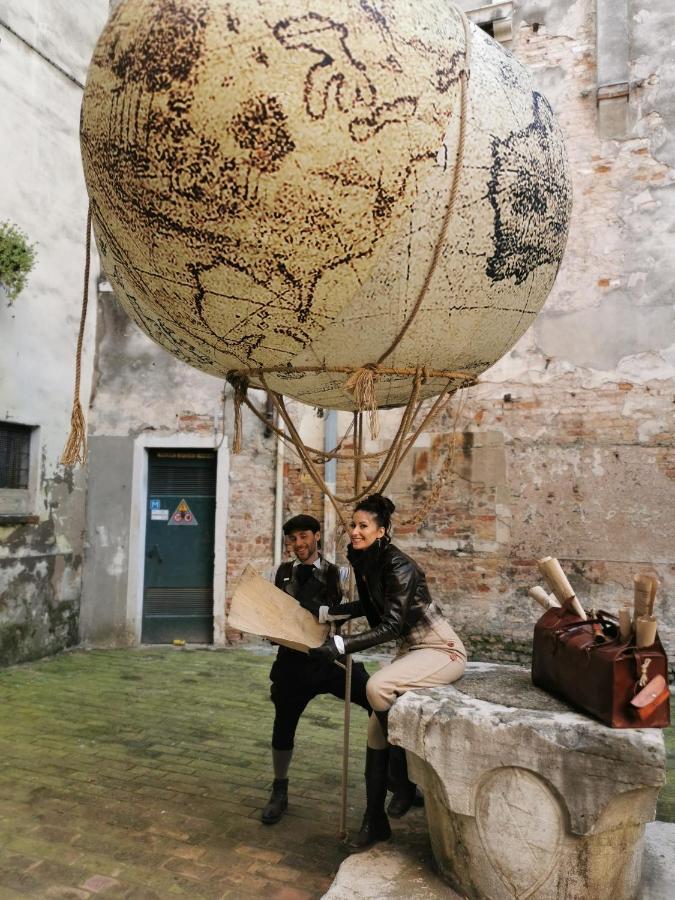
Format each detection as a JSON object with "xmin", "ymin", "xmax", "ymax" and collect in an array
[{"xmin": 142, "ymin": 450, "xmax": 216, "ymax": 643}]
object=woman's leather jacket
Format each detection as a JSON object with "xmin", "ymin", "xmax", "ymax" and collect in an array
[{"xmin": 336, "ymin": 540, "xmax": 433, "ymax": 654}]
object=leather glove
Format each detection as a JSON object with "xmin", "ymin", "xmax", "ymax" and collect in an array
[{"xmin": 308, "ymin": 635, "xmax": 341, "ymax": 663}]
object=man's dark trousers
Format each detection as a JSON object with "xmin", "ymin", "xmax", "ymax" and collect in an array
[
  {"xmin": 270, "ymin": 558, "xmax": 371, "ymax": 750},
  {"xmin": 270, "ymin": 650, "xmax": 371, "ymax": 750}
]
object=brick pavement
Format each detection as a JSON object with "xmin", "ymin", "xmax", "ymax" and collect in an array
[
  {"xmin": 0, "ymin": 650, "xmax": 672, "ymax": 899},
  {"xmin": 0, "ymin": 649, "xmax": 433, "ymax": 899}
]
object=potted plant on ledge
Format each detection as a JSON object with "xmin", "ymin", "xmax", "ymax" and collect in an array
[{"xmin": 0, "ymin": 221, "xmax": 37, "ymax": 305}]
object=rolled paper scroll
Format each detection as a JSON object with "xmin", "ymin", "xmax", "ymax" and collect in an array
[
  {"xmin": 529, "ymin": 586, "xmax": 561, "ymax": 611},
  {"xmin": 636, "ymin": 615, "xmax": 658, "ymax": 649},
  {"xmin": 618, "ymin": 605, "xmax": 632, "ymax": 643},
  {"xmin": 537, "ymin": 556, "xmax": 587, "ymax": 620},
  {"xmin": 633, "ymin": 574, "xmax": 654, "ymax": 622}
]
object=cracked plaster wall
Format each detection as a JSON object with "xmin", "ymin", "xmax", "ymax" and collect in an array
[{"xmin": 0, "ymin": 1, "xmax": 108, "ymax": 665}]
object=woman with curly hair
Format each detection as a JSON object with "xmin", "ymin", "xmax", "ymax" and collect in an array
[{"xmin": 310, "ymin": 493, "xmax": 467, "ymax": 852}]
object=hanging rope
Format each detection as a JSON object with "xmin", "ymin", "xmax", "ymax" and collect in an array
[
  {"xmin": 344, "ymin": 365, "xmax": 380, "ymax": 439},
  {"xmin": 340, "ymin": 4, "xmax": 473, "ymax": 432},
  {"xmin": 234, "ymin": 386, "xmax": 389, "ymax": 462},
  {"xmin": 61, "ymin": 205, "xmax": 92, "ymax": 466},
  {"xmin": 261, "ymin": 374, "xmax": 421, "ymax": 508},
  {"xmin": 245, "ymin": 367, "xmax": 472, "ymax": 529},
  {"xmin": 376, "ymin": 6, "xmax": 472, "ymax": 368},
  {"xmin": 226, "ymin": 372, "xmax": 250, "ymax": 455}
]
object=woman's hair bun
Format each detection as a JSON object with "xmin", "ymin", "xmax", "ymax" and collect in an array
[
  {"xmin": 367, "ymin": 493, "xmax": 396, "ymax": 517},
  {"xmin": 354, "ymin": 493, "xmax": 395, "ymax": 537}
]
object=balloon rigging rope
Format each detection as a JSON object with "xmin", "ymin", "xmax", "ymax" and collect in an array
[
  {"xmin": 60, "ymin": 205, "xmax": 92, "ymax": 466},
  {"xmin": 375, "ymin": 4, "xmax": 472, "ymax": 368},
  {"xmin": 243, "ymin": 370, "xmax": 467, "ymax": 532}
]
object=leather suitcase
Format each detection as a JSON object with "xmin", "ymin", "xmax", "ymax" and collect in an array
[{"xmin": 532, "ymin": 607, "xmax": 671, "ymax": 728}]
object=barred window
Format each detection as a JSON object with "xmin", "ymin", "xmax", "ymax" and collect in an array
[{"xmin": 0, "ymin": 423, "xmax": 32, "ymax": 489}]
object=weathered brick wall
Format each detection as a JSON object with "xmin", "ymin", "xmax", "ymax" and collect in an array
[{"xmin": 224, "ymin": 401, "xmax": 279, "ymax": 642}]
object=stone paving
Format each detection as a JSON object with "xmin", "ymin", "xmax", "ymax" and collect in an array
[
  {"xmin": 0, "ymin": 649, "xmax": 672, "ymax": 900},
  {"xmin": 0, "ymin": 648, "xmax": 434, "ymax": 899}
]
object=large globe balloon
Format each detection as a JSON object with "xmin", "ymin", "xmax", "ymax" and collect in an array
[{"xmin": 81, "ymin": 0, "xmax": 571, "ymax": 410}]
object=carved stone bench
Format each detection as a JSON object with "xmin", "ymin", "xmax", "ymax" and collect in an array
[{"xmin": 389, "ymin": 662, "xmax": 667, "ymax": 900}]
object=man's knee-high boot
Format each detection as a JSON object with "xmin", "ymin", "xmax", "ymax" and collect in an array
[
  {"xmin": 348, "ymin": 747, "xmax": 391, "ymax": 853},
  {"xmin": 386, "ymin": 746, "xmax": 418, "ymax": 818}
]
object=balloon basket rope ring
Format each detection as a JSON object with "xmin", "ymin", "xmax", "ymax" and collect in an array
[
  {"xmin": 227, "ymin": 363, "xmax": 478, "ymax": 382},
  {"xmin": 225, "ymin": 364, "xmax": 471, "ymax": 533}
]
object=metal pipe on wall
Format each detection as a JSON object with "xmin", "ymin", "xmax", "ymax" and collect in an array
[
  {"xmin": 273, "ymin": 415, "xmax": 285, "ymax": 566},
  {"xmin": 323, "ymin": 409, "xmax": 338, "ymax": 561}
]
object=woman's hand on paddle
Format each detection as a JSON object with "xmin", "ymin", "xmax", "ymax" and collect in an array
[{"xmin": 308, "ymin": 635, "xmax": 342, "ymax": 663}]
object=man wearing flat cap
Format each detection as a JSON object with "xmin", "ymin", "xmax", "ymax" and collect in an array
[{"xmin": 261, "ymin": 513, "xmax": 371, "ymax": 824}]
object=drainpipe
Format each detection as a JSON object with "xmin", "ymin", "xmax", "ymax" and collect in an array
[
  {"xmin": 273, "ymin": 416, "xmax": 285, "ymax": 566},
  {"xmin": 323, "ymin": 410, "xmax": 338, "ymax": 562},
  {"xmin": 596, "ymin": 0, "xmax": 630, "ymax": 139}
]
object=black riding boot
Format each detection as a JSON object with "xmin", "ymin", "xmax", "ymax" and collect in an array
[
  {"xmin": 347, "ymin": 747, "xmax": 391, "ymax": 853},
  {"xmin": 386, "ymin": 746, "xmax": 418, "ymax": 818},
  {"xmin": 261, "ymin": 778, "xmax": 288, "ymax": 825}
]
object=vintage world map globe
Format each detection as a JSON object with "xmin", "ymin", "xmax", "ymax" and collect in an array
[{"xmin": 81, "ymin": 0, "xmax": 572, "ymax": 410}]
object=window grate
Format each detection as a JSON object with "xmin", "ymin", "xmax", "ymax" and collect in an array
[
  {"xmin": 0, "ymin": 423, "xmax": 32, "ymax": 489},
  {"xmin": 147, "ymin": 451, "xmax": 217, "ymax": 496}
]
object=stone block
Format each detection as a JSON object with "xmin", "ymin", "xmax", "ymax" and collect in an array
[
  {"xmin": 323, "ymin": 845, "xmax": 461, "ymax": 900},
  {"xmin": 390, "ymin": 663, "xmax": 666, "ymax": 900},
  {"xmin": 322, "ymin": 824, "xmax": 675, "ymax": 900}
]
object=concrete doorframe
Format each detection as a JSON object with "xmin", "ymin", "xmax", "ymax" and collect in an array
[{"xmin": 126, "ymin": 433, "xmax": 230, "ymax": 646}]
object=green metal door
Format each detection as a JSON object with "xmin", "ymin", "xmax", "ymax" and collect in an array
[{"xmin": 142, "ymin": 449, "xmax": 216, "ymax": 643}]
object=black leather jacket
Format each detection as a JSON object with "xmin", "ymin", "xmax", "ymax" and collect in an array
[{"xmin": 338, "ymin": 541, "xmax": 433, "ymax": 654}]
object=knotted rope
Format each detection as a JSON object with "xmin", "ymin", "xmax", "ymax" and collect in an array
[
  {"xmin": 226, "ymin": 371, "xmax": 250, "ymax": 455},
  {"xmin": 343, "ymin": 365, "xmax": 380, "ymax": 439},
  {"xmin": 61, "ymin": 205, "xmax": 92, "ymax": 466}
]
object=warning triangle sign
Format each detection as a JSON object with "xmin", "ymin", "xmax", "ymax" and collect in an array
[{"xmin": 169, "ymin": 498, "xmax": 198, "ymax": 526}]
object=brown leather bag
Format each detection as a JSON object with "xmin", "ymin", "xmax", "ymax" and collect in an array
[{"xmin": 532, "ymin": 607, "xmax": 671, "ymax": 728}]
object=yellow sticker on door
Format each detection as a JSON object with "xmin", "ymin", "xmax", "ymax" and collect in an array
[{"xmin": 169, "ymin": 498, "xmax": 198, "ymax": 526}]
